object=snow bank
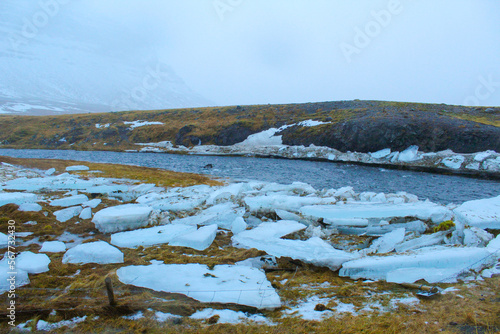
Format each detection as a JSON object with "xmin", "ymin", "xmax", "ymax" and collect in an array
[
  {"xmin": 124, "ymin": 120, "xmax": 164, "ymax": 130},
  {"xmin": 117, "ymin": 263, "xmax": 281, "ymax": 309},
  {"xmin": 92, "ymin": 204, "xmax": 152, "ymax": 233},
  {"xmin": 235, "ymin": 128, "xmax": 283, "ymax": 147},
  {"xmin": 454, "ymin": 195, "xmax": 500, "ymax": 229},
  {"xmin": 190, "ymin": 308, "xmax": 268, "ymax": 324},
  {"xmin": 110, "ymin": 224, "xmax": 196, "ymax": 248},
  {"xmin": 62, "ymin": 241, "xmax": 124, "ymax": 264}
]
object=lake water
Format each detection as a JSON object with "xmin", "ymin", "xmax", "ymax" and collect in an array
[{"xmin": 0, "ymin": 148, "xmax": 499, "ymax": 204}]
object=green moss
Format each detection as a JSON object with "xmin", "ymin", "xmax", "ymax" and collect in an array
[{"xmin": 433, "ymin": 220, "xmax": 455, "ymax": 232}]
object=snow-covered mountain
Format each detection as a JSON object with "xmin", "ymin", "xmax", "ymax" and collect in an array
[{"xmin": 0, "ymin": 0, "xmax": 213, "ymax": 115}]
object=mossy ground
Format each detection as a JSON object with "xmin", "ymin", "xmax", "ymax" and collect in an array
[
  {"xmin": 0, "ymin": 158, "xmax": 499, "ymax": 333},
  {"xmin": 0, "ymin": 100, "xmax": 497, "ymax": 153}
]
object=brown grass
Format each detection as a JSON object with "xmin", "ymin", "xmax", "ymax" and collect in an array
[{"xmin": 0, "ymin": 156, "xmax": 221, "ymax": 188}]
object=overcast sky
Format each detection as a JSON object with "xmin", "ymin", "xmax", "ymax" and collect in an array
[{"xmin": 4, "ymin": 0, "xmax": 500, "ymax": 108}]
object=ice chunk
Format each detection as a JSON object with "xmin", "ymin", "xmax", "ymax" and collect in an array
[
  {"xmin": 364, "ymin": 228, "xmax": 405, "ymax": 254},
  {"xmin": 231, "ymin": 217, "xmax": 248, "ymax": 235},
  {"xmin": 454, "ymin": 196, "xmax": 500, "ymax": 229},
  {"xmin": 463, "ymin": 227, "xmax": 494, "ymax": 247},
  {"xmin": 465, "ymin": 162, "xmax": 481, "ymax": 170},
  {"xmin": 365, "ymin": 220, "xmax": 427, "ymax": 236},
  {"xmin": 340, "ymin": 246, "xmax": 496, "ymax": 283},
  {"xmin": 260, "ymin": 182, "xmax": 316, "ymax": 196},
  {"xmin": 236, "ymin": 255, "xmax": 278, "ymax": 270},
  {"xmin": 233, "ymin": 233, "xmax": 356, "ymax": 271},
  {"xmin": 83, "ymin": 185, "xmax": 128, "ymax": 195},
  {"xmin": 54, "ymin": 206, "xmax": 83, "ymax": 222},
  {"xmin": 82, "ymin": 198, "xmax": 101, "ymax": 208},
  {"xmin": 40, "ymin": 241, "xmax": 66, "ymax": 253},
  {"xmin": 324, "ymin": 218, "xmax": 370, "ymax": 227},
  {"xmin": 50, "ymin": 194, "xmax": 89, "ymax": 207},
  {"xmin": 66, "ymin": 165, "xmax": 89, "ymax": 171},
  {"xmin": 45, "ymin": 168, "xmax": 56, "ymax": 176},
  {"xmin": 371, "ymin": 193, "xmax": 387, "ymax": 203},
  {"xmin": 483, "ymin": 157, "xmax": 500, "ymax": 171},
  {"xmin": 0, "ymin": 232, "xmax": 7, "ymax": 248},
  {"xmin": 79, "ymin": 207, "xmax": 92, "ymax": 220},
  {"xmin": 441, "ymin": 156, "xmax": 465, "ymax": 169},
  {"xmin": 110, "ymin": 224, "xmax": 197, "ymax": 248},
  {"xmin": 245, "ymin": 195, "xmax": 336, "ymax": 213},
  {"xmin": 235, "ymin": 221, "xmax": 306, "ymax": 240},
  {"xmin": 16, "ymin": 251, "xmax": 50, "ymax": 273},
  {"xmin": 0, "ymin": 192, "xmax": 37, "ymax": 206},
  {"xmin": 488, "ymin": 235, "xmax": 500, "ymax": 252},
  {"xmin": 275, "ymin": 209, "xmax": 301, "ymax": 221},
  {"xmin": 205, "ymin": 183, "xmax": 250, "ymax": 205},
  {"xmin": 370, "ymin": 148, "xmax": 391, "ymax": 159},
  {"xmin": 398, "ymin": 146, "xmax": 420, "ymax": 162},
  {"xmin": 92, "ymin": 204, "xmax": 152, "ymax": 233},
  {"xmin": 62, "ymin": 241, "xmax": 124, "ymax": 264},
  {"xmin": 169, "ymin": 224, "xmax": 218, "ymax": 251},
  {"xmin": 334, "ymin": 186, "xmax": 355, "ymax": 198},
  {"xmin": 301, "ymin": 202, "xmax": 452, "ymax": 224},
  {"xmin": 395, "ymin": 231, "xmax": 447, "ymax": 252},
  {"xmin": 387, "ymin": 267, "xmax": 460, "ymax": 284},
  {"xmin": 18, "ymin": 203, "xmax": 42, "ymax": 212},
  {"xmin": 117, "ymin": 263, "xmax": 281, "ymax": 309},
  {"xmin": 0, "ymin": 259, "xmax": 29, "ymax": 293},
  {"xmin": 199, "ymin": 203, "xmax": 245, "ymax": 229},
  {"xmin": 474, "ymin": 151, "xmax": 495, "ymax": 161}
]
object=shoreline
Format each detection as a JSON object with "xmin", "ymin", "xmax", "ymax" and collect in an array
[{"xmin": 1, "ymin": 145, "xmax": 500, "ymax": 181}]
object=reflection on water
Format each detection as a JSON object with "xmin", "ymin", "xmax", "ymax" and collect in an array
[{"xmin": 0, "ymin": 148, "xmax": 499, "ymax": 204}]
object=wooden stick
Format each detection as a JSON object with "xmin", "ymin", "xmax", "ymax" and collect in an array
[{"xmin": 105, "ymin": 277, "xmax": 117, "ymax": 306}]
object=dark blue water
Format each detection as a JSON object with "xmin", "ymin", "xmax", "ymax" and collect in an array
[{"xmin": 1, "ymin": 148, "xmax": 499, "ymax": 204}]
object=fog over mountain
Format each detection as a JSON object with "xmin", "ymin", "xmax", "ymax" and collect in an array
[
  {"xmin": 0, "ymin": 0, "xmax": 499, "ymax": 115},
  {"xmin": 0, "ymin": 0, "xmax": 213, "ymax": 114}
]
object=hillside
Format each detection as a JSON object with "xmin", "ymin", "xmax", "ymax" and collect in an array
[{"xmin": 0, "ymin": 100, "xmax": 498, "ymax": 154}]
